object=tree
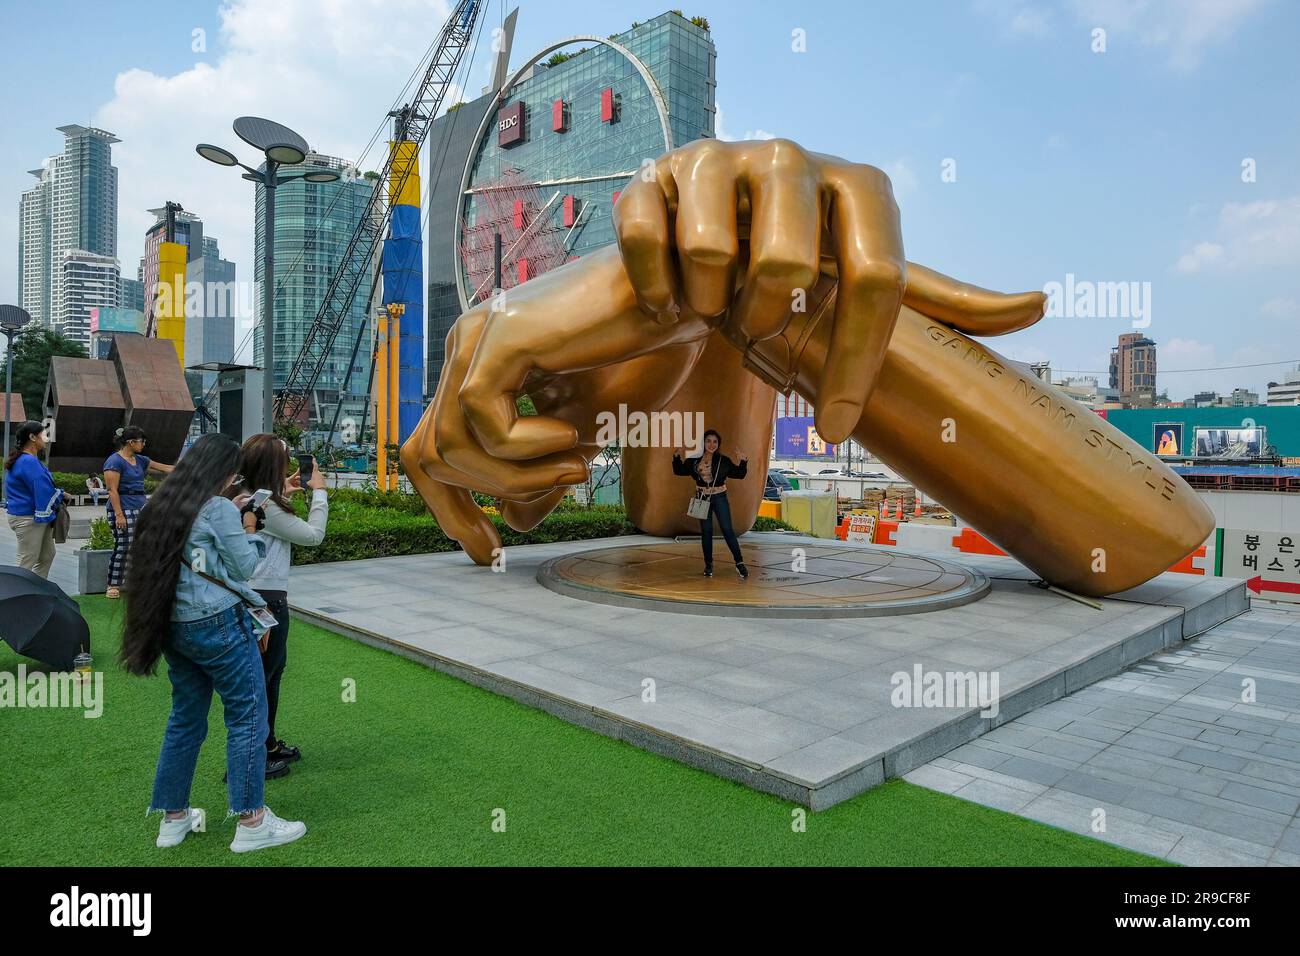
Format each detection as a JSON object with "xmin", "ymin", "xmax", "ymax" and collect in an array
[
  {"xmin": 4, "ymin": 328, "xmax": 86, "ymax": 421},
  {"xmin": 273, "ymin": 417, "xmax": 304, "ymax": 449},
  {"xmin": 584, "ymin": 442, "xmax": 621, "ymax": 508}
]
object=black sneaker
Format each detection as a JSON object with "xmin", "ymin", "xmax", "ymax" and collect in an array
[
  {"xmin": 223, "ymin": 757, "xmax": 291, "ymax": 784},
  {"xmin": 268, "ymin": 739, "xmax": 301, "ymax": 763},
  {"xmin": 737, "ymin": 563, "xmax": 749, "ymax": 580},
  {"xmin": 704, "ymin": 565, "xmax": 714, "ymax": 577}
]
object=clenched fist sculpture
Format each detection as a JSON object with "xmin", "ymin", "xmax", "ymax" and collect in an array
[{"xmin": 401, "ymin": 139, "xmax": 1213, "ymax": 596}]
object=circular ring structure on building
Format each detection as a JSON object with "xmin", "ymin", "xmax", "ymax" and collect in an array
[
  {"xmin": 537, "ymin": 541, "xmax": 990, "ymax": 619},
  {"xmin": 455, "ymin": 34, "xmax": 675, "ymax": 312}
]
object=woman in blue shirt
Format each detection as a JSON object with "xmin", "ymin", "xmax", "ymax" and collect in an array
[
  {"xmin": 119, "ymin": 433, "xmax": 307, "ymax": 854},
  {"xmin": 103, "ymin": 425, "xmax": 174, "ymax": 598},
  {"xmin": 4, "ymin": 420, "xmax": 63, "ymax": 579}
]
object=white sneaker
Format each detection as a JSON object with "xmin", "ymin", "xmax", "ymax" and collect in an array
[
  {"xmin": 230, "ymin": 806, "xmax": 307, "ymax": 853},
  {"xmin": 156, "ymin": 808, "xmax": 205, "ymax": 848}
]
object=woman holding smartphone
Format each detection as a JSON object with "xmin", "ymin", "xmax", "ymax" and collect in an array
[
  {"xmin": 236, "ymin": 434, "xmax": 329, "ymax": 770},
  {"xmin": 120, "ymin": 433, "xmax": 307, "ymax": 853}
]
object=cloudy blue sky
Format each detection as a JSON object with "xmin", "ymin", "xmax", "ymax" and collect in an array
[{"xmin": 1, "ymin": 0, "xmax": 1297, "ymax": 399}]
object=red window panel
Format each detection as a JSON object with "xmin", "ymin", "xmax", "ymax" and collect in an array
[
  {"xmin": 552, "ymin": 98, "xmax": 567, "ymax": 132},
  {"xmin": 563, "ymin": 194, "xmax": 577, "ymax": 227},
  {"xmin": 600, "ymin": 87, "xmax": 614, "ymax": 122},
  {"xmin": 513, "ymin": 199, "xmax": 524, "ymax": 230},
  {"xmin": 516, "ymin": 258, "xmax": 529, "ymax": 284}
]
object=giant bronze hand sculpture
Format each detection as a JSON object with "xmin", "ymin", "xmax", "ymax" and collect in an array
[{"xmin": 402, "ymin": 139, "xmax": 1214, "ymax": 596}]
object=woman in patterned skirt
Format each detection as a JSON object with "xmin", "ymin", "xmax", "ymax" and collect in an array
[{"xmin": 103, "ymin": 425, "xmax": 175, "ymax": 598}]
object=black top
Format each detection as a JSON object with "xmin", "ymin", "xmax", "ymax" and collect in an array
[{"xmin": 672, "ymin": 452, "xmax": 748, "ymax": 488}]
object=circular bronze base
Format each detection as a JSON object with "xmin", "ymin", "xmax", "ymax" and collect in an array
[{"xmin": 536, "ymin": 541, "xmax": 989, "ymax": 618}]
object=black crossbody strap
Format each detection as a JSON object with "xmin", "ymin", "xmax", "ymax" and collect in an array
[
  {"xmin": 179, "ymin": 557, "xmax": 257, "ymax": 609},
  {"xmin": 698, "ymin": 453, "xmax": 722, "ymax": 491}
]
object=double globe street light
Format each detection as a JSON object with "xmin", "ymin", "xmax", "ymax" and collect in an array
[{"xmin": 196, "ymin": 117, "xmax": 339, "ymax": 433}]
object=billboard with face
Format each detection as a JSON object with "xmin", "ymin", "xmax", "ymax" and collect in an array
[{"xmin": 1154, "ymin": 422, "xmax": 1183, "ymax": 456}]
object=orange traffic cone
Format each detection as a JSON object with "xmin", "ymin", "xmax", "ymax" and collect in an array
[{"xmin": 913, "ymin": 498, "xmax": 923, "ymax": 517}]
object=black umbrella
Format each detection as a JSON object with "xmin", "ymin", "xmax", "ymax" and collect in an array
[{"xmin": 0, "ymin": 566, "xmax": 90, "ymax": 671}]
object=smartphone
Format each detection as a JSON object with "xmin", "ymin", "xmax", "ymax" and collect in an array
[
  {"xmin": 296, "ymin": 453, "xmax": 314, "ymax": 483},
  {"xmin": 249, "ymin": 488, "xmax": 272, "ymax": 510},
  {"xmin": 248, "ymin": 606, "xmax": 278, "ymax": 633}
]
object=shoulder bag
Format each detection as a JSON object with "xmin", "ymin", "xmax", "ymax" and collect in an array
[{"xmin": 686, "ymin": 455, "xmax": 722, "ymax": 520}]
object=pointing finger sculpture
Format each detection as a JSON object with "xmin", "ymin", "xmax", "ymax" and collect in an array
[{"xmin": 401, "ymin": 139, "xmax": 1214, "ymax": 596}]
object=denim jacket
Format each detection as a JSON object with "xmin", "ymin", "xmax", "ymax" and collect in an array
[{"xmin": 172, "ymin": 496, "xmax": 268, "ymax": 622}]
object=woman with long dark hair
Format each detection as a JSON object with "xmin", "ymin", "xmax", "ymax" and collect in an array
[
  {"xmin": 672, "ymin": 429, "xmax": 750, "ymax": 579},
  {"xmin": 4, "ymin": 421, "xmax": 62, "ymax": 578},
  {"xmin": 235, "ymin": 434, "xmax": 329, "ymax": 771},
  {"xmin": 103, "ymin": 425, "xmax": 174, "ymax": 599},
  {"xmin": 121, "ymin": 433, "xmax": 307, "ymax": 854}
]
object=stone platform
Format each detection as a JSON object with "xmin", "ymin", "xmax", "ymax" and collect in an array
[
  {"xmin": 537, "ymin": 541, "xmax": 989, "ymax": 618},
  {"xmin": 288, "ymin": 532, "xmax": 1248, "ymax": 810}
]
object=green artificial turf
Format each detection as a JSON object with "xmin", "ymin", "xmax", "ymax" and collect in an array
[{"xmin": 0, "ymin": 596, "xmax": 1168, "ymax": 867}]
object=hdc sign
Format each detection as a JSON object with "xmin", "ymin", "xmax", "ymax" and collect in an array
[{"xmin": 498, "ymin": 102, "xmax": 525, "ymax": 148}]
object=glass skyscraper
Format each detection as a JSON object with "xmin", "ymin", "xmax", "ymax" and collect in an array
[
  {"xmin": 253, "ymin": 152, "xmax": 378, "ymax": 427},
  {"xmin": 57, "ymin": 250, "xmax": 120, "ymax": 349},
  {"xmin": 121, "ymin": 277, "xmax": 145, "ymax": 313},
  {"xmin": 18, "ymin": 166, "xmax": 52, "ymax": 327},
  {"xmin": 188, "ymin": 236, "xmax": 236, "ymax": 366},
  {"xmin": 18, "ymin": 125, "xmax": 120, "ymax": 342},
  {"xmin": 425, "ymin": 10, "xmax": 716, "ymax": 395}
]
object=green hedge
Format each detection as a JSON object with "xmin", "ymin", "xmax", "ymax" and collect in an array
[
  {"xmin": 290, "ymin": 505, "xmax": 635, "ymax": 565},
  {"xmin": 51, "ymin": 472, "xmax": 92, "ymax": 496},
  {"xmin": 51, "ymin": 471, "xmax": 161, "ymax": 496},
  {"xmin": 289, "ymin": 492, "xmax": 795, "ymax": 565}
]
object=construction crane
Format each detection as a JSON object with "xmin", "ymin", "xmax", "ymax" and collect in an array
[{"xmin": 272, "ymin": 0, "xmax": 482, "ymax": 432}]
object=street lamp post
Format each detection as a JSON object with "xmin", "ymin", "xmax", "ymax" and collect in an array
[
  {"xmin": 196, "ymin": 117, "xmax": 339, "ymax": 434},
  {"xmin": 0, "ymin": 305, "xmax": 33, "ymax": 508},
  {"xmin": 262, "ymin": 161, "xmax": 277, "ymax": 436}
]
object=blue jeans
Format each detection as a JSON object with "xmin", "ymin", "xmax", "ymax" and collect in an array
[
  {"xmin": 699, "ymin": 491, "xmax": 744, "ymax": 567},
  {"xmin": 149, "ymin": 603, "xmax": 268, "ymax": 816}
]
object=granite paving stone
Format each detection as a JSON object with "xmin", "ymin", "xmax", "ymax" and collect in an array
[{"xmin": 284, "ymin": 532, "xmax": 1254, "ymax": 820}]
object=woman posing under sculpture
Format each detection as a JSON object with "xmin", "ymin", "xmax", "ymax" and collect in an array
[{"xmin": 673, "ymin": 429, "xmax": 749, "ymax": 579}]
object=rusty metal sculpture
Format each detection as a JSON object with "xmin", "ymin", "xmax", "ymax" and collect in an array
[{"xmin": 401, "ymin": 139, "xmax": 1213, "ymax": 596}]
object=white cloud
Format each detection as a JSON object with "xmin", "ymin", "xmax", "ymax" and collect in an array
[
  {"xmin": 92, "ymin": 0, "xmax": 455, "ymax": 359},
  {"xmin": 973, "ymin": 0, "xmax": 1052, "ymax": 37},
  {"xmin": 1174, "ymin": 241, "xmax": 1225, "ymax": 273},
  {"xmin": 1154, "ymin": 337, "xmax": 1284, "ymax": 400},
  {"xmin": 1262, "ymin": 297, "xmax": 1300, "ymax": 319},
  {"xmin": 975, "ymin": 0, "xmax": 1270, "ymax": 69},
  {"xmin": 1070, "ymin": 0, "xmax": 1271, "ymax": 69},
  {"xmin": 884, "ymin": 159, "xmax": 918, "ymax": 197},
  {"xmin": 714, "ymin": 102, "xmax": 776, "ymax": 142},
  {"xmin": 1173, "ymin": 196, "xmax": 1300, "ymax": 273}
]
